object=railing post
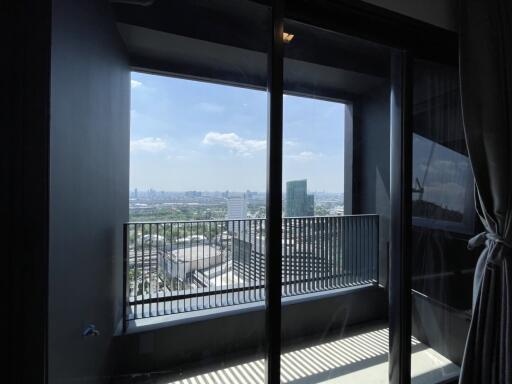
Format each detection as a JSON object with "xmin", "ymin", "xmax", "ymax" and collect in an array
[
  {"xmin": 122, "ymin": 223, "xmax": 128, "ymax": 333},
  {"xmin": 375, "ymin": 215, "xmax": 380, "ymax": 285}
]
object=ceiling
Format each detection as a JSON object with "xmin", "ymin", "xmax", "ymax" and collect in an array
[{"xmin": 113, "ymin": 0, "xmax": 391, "ymax": 101}]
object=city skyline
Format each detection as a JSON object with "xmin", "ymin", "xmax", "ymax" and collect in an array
[
  {"xmin": 130, "ymin": 72, "xmax": 346, "ymax": 193},
  {"xmin": 129, "ymin": 188, "xmax": 344, "ymax": 194}
]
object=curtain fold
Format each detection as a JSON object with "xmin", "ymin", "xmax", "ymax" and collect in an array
[{"xmin": 459, "ymin": 0, "xmax": 512, "ymax": 383}]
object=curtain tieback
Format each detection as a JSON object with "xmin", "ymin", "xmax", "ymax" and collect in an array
[{"xmin": 468, "ymin": 231, "xmax": 512, "ymax": 250}]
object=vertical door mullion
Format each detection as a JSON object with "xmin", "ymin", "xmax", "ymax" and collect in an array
[
  {"xmin": 265, "ymin": 0, "xmax": 284, "ymax": 383},
  {"xmin": 389, "ymin": 50, "xmax": 412, "ymax": 384}
]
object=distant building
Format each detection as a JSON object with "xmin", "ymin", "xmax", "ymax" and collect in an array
[
  {"xmin": 175, "ymin": 234, "xmax": 208, "ymax": 249},
  {"xmin": 185, "ymin": 190, "xmax": 202, "ymax": 197},
  {"xmin": 246, "ymin": 190, "xmax": 256, "ymax": 199},
  {"xmin": 330, "ymin": 205, "xmax": 344, "ymax": 216},
  {"xmin": 227, "ymin": 193, "xmax": 248, "ymax": 220},
  {"xmin": 160, "ymin": 245, "xmax": 223, "ymax": 280},
  {"xmin": 285, "ymin": 179, "xmax": 314, "ymax": 217},
  {"xmin": 227, "ymin": 193, "xmax": 248, "ymax": 234}
]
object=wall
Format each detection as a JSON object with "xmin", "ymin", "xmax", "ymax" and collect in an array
[
  {"xmin": 362, "ymin": 0, "xmax": 458, "ymax": 31},
  {"xmin": 5, "ymin": 1, "xmax": 52, "ymax": 383},
  {"xmin": 48, "ymin": 0, "xmax": 129, "ymax": 382},
  {"xmin": 351, "ymin": 83, "xmax": 391, "ymax": 286}
]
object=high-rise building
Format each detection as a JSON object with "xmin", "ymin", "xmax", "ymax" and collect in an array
[
  {"xmin": 227, "ymin": 193, "xmax": 248, "ymax": 220},
  {"xmin": 227, "ymin": 193, "xmax": 248, "ymax": 235},
  {"xmin": 285, "ymin": 179, "xmax": 315, "ymax": 217}
]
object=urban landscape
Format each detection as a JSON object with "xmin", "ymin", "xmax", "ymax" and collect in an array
[
  {"xmin": 129, "ymin": 180, "xmax": 344, "ymax": 223},
  {"xmin": 125, "ymin": 180, "xmax": 380, "ymax": 318}
]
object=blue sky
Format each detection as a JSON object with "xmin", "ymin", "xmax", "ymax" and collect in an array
[{"xmin": 130, "ymin": 72, "xmax": 345, "ymax": 193}]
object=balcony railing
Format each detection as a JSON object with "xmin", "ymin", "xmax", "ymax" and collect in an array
[{"xmin": 123, "ymin": 214, "xmax": 379, "ymax": 324}]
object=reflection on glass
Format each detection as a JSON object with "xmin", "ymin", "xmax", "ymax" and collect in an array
[
  {"xmin": 412, "ymin": 133, "xmax": 474, "ymax": 233},
  {"xmin": 410, "ymin": 59, "xmax": 479, "ymax": 383}
]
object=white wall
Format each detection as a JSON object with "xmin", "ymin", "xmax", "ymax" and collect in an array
[{"xmin": 361, "ymin": 0, "xmax": 458, "ymax": 31}]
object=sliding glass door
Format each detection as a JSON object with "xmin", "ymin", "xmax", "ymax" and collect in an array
[
  {"xmin": 277, "ymin": 15, "xmax": 399, "ymax": 384},
  {"xmin": 267, "ymin": 5, "xmax": 462, "ymax": 383}
]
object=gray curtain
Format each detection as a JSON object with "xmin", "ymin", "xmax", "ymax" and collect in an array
[{"xmin": 458, "ymin": 0, "xmax": 512, "ymax": 383}]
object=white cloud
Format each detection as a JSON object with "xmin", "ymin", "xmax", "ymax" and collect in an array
[
  {"xmin": 202, "ymin": 132, "xmax": 266, "ymax": 155},
  {"xmin": 287, "ymin": 151, "xmax": 323, "ymax": 161},
  {"xmin": 166, "ymin": 154, "xmax": 187, "ymax": 161},
  {"xmin": 284, "ymin": 139, "xmax": 299, "ymax": 148},
  {"xmin": 195, "ymin": 102, "xmax": 225, "ymax": 114},
  {"xmin": 130, "ymin": 137, "xmax": 167, "ymax": 153},
  {"xmin": 131, "ymin": 79, "xmax": 142, "ymax": 89}
]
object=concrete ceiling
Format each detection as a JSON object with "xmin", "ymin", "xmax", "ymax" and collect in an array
[{"xmin": 114, "ymin": 0, "xmax": 390, "ymax": 101}]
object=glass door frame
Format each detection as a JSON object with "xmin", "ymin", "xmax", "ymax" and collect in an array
[
  {"xmin": 265, "ymin": 1, "xmax": 284, "ymax": 383},
  {"xmin": 264, "ymin": 1, "xmax": 458, "ymax": 383}
]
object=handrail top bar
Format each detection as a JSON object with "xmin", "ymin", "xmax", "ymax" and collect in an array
[
  {"xmin": 125, "ymin": 214, "xmax": 379, "ymax": 225},
  {"xmin": 283, "ymin": 214, "xmax": 379, "ymax": 219},
  {"xmin": 125, "ymin": 218, "xmax": 265, "ymax": 225}
]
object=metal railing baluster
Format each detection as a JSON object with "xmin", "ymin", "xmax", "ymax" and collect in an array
[
  {"xmin": 307, "ymin": 217, "xmax": 312, "ymax": 293},
  {"xmin": 284, "ymin": 218, "xmax": 288, "ymax": 297},
  {"xmin": 156, "ymin": 223, "xmax": 160, "ymax": 316}
]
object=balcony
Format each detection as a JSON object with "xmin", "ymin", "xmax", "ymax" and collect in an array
[
  {"xmin": 123, "ymin": 214, "xmax": 379, "ymax": 325},
  {"xmin": 161, "ymin": 325, "xmax": 459, "ymax": 384},
  {"xmin": 113, "ymin": 322, "xmax": 460, "ymax": 384}
]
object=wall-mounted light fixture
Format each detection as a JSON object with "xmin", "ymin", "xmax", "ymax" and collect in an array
[{"xmin": 283, "ymin": 32, "xmax": 294, "ymax": 43}]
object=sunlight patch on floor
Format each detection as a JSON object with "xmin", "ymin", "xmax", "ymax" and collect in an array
[{"xmin": 166, "ymin": 327, "xmax": 459, "ymax": 384}]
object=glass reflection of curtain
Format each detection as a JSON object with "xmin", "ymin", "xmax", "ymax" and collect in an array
[
  {"xmin": 412, "ymin": 60, "xmax": 472, "ymax": 304},
  {"xmin": 413, "ymin": 61, "xmax": 465, "ymax": 154},
  {"xmin": 411, "ymin": 59, "xmax": 478, "ymax": 371}
]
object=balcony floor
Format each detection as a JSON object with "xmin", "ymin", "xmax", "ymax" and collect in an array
[{"xmin": 119, "ymin": 323, "xmax": 460, "ymax": 384}]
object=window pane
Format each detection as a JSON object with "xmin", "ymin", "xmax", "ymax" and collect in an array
[
  {"xmin": 283, "ymin": 95, "xmax": 345, "ymax": 217},
  {"xmin": 130, "ymin": 75, "xmax": 267, "ymax": 221}
]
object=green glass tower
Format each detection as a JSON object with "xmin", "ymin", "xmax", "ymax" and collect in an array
[{"xmin": 285, "ymin": 179, "xmax": 314, "ymax": 217}]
